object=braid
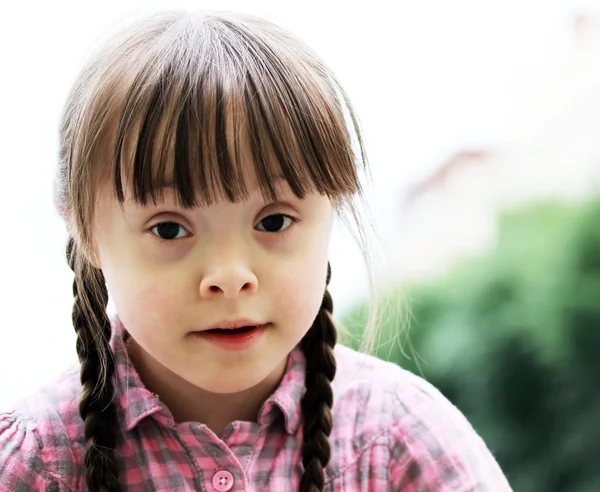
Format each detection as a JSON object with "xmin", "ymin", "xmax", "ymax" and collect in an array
[
  {"xmin": 299, "ymin": 262, "xmax": 337, "ymax": 492},
  {"xmin": 66, "ymin": 238, "xmax": 123, "ymax": 492}
]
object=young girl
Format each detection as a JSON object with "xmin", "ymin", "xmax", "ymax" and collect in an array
[{"xmin": 0, "ymin": 10, "xmax": 512, "ymax": 492}]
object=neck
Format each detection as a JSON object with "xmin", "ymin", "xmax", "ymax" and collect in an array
[{"xmin": 126, "ymin": 338, "xmax": 287, "ymax": 436}]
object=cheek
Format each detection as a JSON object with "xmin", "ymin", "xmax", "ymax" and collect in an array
[
  {"xmin": 271, "ymin": 239, "xmax": 330, "ymax": 331},
  {"xmin": 104, "ymin": 266, "xmax": 184, "ymax": 336},
  {"xmin": 274, "ymin": 267, "xmax": 325, "ymax": 321}
]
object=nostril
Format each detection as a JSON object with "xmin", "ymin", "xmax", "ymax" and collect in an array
[{"xmin": 200, "ymin": 272, "xmax": 258, "ymax": 298}]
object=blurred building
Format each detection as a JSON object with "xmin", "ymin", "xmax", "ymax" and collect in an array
[{"xmin": 391, "ymin": 6, "xmax": 600, "ymax": 283}]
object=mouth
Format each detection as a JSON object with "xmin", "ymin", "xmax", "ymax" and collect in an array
[
  {"xmin": 196, "ymin": 319, "xmax": 266, "ymax": 333},
  {"xmin": 203, "ymin": 325, "xmax": 259, "ymax": 335},
  {"xmin": 190, "ymin": 322, "xmax": 269, "ymax": 350}
]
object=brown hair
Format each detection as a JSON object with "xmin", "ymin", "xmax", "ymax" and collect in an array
[{"xmin": 55, "ymin": 10, "xmax": 373, "ymax": 491}]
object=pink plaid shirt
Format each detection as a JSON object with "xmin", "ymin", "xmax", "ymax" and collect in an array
[{"xmin": 1, "ymin": 321, "xmax": 512, "ymax": 491}]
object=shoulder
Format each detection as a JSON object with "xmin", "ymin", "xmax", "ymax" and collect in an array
[
  {"xmin": 0, "ymin": 365, "xmax": 83, "ymax": 491},
  {"xmin": 331, "ymin": 345, "xmax": 512, "ymax": 490},
  {"xmin": 331, "ymin": 343, "xmax": 418, "ymax": 428}
]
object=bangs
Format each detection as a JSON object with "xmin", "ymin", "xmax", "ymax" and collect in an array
[{"xmin": 110, "ymin": 15, "xmax": 363, "ymax": 209}]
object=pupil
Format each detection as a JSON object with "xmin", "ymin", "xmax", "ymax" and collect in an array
[
  {"xmin": 157, "ymin": 222, "xmax": 180, "ymax": 240},
  {"xmin": 262, "ymin": 215, "xmax": 284, "ymax": 232}
]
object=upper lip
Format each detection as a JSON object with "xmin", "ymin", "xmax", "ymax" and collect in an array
[{"xmin": 200, "ymin": 319, "xmax": 265, "ymax": 331}]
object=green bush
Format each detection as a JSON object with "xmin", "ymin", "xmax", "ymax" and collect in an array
[{"xmin": 342, "ymin": 197, "xmax": 600, "ymax": 492}]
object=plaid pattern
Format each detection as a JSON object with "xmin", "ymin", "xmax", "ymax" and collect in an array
[{"xmin": 1, "ymin": 320, "xmax": 512, "ymax": 491}]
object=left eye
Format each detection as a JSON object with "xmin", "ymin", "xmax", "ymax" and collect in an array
[
  {"xmin": 151, "ymin": 221, "xmax": 190, "ymax": 240},
  {"xmin": 255, "ymin": 214, "xmax": 295, "ymax": 233}
]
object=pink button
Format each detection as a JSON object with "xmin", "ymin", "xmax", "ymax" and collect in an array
[{"xmin": 212, "ymin": 470, "xmax": 234, "ymax": 492}]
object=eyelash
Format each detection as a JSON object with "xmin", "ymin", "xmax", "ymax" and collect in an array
[{"xmin": 149, "ymin": 213, "xmax": 298, "ymax": 241}]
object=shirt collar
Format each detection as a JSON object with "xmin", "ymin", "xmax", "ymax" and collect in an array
[
  {"xmin": 257, "ymin": 346, "xmax": 306, "ymax": 435},
  {"xmin": 110, "ymin": 319, "xmax": 171, "ymax": 431},
  {"xmin": 110, "ymin": 318, "xmax": 306, "ymax": 435}
]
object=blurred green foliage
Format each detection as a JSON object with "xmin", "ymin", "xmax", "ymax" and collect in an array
[{"xmin": 342, "ymin": 197, "xmax": 600, "ymax": 492}]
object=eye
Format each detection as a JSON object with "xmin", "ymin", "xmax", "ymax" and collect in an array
[
  {"xmin": 150, "ymin": 221, "xmax": 190, "ymax": 240},
  {"xmin": 255, "ymin": 214, "xmax": 295, "ymax": 233}
]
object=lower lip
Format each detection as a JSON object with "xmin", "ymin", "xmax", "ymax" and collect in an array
[{"xmin": 191, "ymin": 324, "xmax": 268, "ymax": 351}]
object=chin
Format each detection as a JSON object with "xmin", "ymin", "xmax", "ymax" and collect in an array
[
  {"xmin": 188, "ymin": 373, "xmax": 265, "ymax": 395},
  {"xmin": 181, "ymin": 355, "xmax": 286, "ymax": 395}
]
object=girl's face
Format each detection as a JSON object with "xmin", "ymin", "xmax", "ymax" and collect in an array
[{"xmin": 93, "ymin": 168, "xmax": 333, "ymax": 395}]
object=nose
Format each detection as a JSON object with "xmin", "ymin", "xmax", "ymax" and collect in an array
[{"xmin": 199, "ymin": 264, "xmax": 258, "ymax": 299}]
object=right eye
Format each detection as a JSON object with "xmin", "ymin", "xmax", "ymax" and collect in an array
[{"xmin": 150, "ymin": 221, "xmax": 190, "ymax": 240}]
